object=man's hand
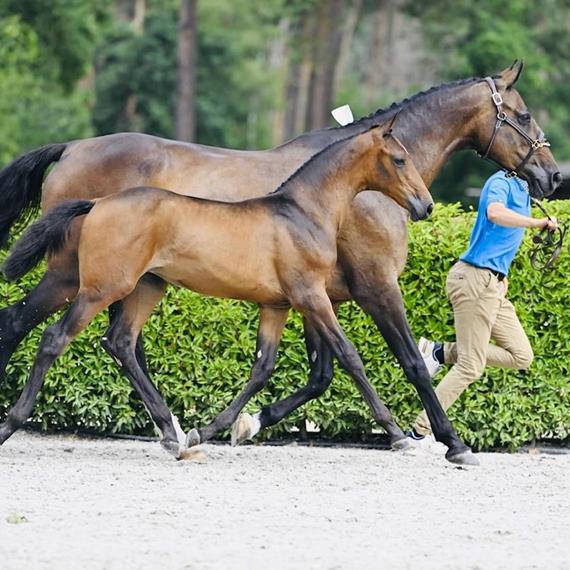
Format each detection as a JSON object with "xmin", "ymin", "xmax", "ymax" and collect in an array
[{"xmin": 535, "ymin": 217, "xmax": 558, "ymax": 232}]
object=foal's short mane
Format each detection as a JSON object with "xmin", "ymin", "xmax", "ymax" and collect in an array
[{"xmin": 270, "ymin": 123, "xmax": 380, "ymax": 195}]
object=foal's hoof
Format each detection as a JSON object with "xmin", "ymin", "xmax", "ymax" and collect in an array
[
  {"xmin": 390, "ymin": 437, "xmax": 412, "ymax": 451},
  {"xmin": 186, "ymin": 428, "xmax": 201, "ymax": 448},
  {"xmin": 445, "ymin": 449, "xmax": 480, "ymax": 467},
  {"xmin": 231, "ymin": 413, "xmax": 260, "ymax": 446},
  {"xmin": 160, "ymin": 438, "xmax": 182, "ymax": 459}
]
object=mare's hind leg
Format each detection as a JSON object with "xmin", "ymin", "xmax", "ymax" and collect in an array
[
  {"xmin": 186, "ymin": 306, "xmax": 289, "ymax": 447},
  {"xmin": 0, "ymin": 265, "xmax": 79, "ymax": 380},
  {"xmin": 0, "ymin": 291, "xmax": 108, "ymax": 445},
  {"xmin": 101, "ymin": 276, "xmax": 188, "ymax": 458},
  {"xmin": 232, "ymin": 311, "xmax": 335, "ymax": 446}
]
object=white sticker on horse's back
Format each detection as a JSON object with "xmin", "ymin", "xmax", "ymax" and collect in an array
[{"xmin": 331, "ymin": 104, "xmax": 354, "ymax": 126}]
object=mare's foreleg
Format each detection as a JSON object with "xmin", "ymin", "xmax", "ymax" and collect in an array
[
  {"xmin": 101, "ymin": 276, "xmax": 187, "ymax": 458},
  {"xmin": 351, "ymin": 278, "xmax": 477, "ymax": 465},
  {"xmin": 186, "ymin": 306, "xmax": 289, "ymax": 447},
  {"xmin": 0, "ymin": 291, "xmax": 107, "ymax": 445}
]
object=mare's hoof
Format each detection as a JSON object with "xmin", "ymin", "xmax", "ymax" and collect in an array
[
  {"xmin": 391, "ymin": 437, "xmax": 412, "ymax": 451},
  {"xmin": 231, "ymin": 413, "xmax": 259, "ymax": 446},
  {"xmin": 186, "ymin": 428, "xmax": 201, "ymax": 448},
  {"xmin": 445, "ymin": 449, "xmax": 479, "ymax": 466}
]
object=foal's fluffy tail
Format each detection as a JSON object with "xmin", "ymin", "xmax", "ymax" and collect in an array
[
  {"xmin": 3, "ymin": 200, "xmax": 95, "ymax": 281},
  {"xmin": 0, "ymin": 143, "xmax": 67, "ymax": 248}
]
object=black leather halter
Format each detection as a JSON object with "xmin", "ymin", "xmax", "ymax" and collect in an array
[
  {"xmin": 479, "ymin": 76, "xmax": 551, "ymax": 179},
  {"xmin": 478, "ymin": 77, "xmax": 564, "ymax": 272}
]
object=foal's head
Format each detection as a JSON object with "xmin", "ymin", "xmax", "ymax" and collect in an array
[{"xmin": 360, "ymin": 119, "xmax": 434, "ymax": 221}]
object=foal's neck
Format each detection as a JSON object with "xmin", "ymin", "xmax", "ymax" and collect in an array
[{"xmin": 280, "ymin": 139, "xmax": 369, "ymax": 229}]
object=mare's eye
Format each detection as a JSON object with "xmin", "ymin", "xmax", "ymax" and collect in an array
[
  {"xmin": 393, "ymin": 157, "xmax": 406, "ymax": 167},
  {"xmin": 518, "ymin": 112, "xmax": 531, "ymax": 126}
]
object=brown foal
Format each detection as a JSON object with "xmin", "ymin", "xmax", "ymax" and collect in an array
[{"xmin": 1, "ymin": 122, "xmax": 438, "ymax": 460}]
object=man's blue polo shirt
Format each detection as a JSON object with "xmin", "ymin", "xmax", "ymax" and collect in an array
[{"xmin": 460, "ymin": 171, "xmax": 530, "ymax": 276}]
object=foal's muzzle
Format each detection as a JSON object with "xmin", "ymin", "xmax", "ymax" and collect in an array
[{"xmin": 408, "ymin": 195, "xmax": 434, "ymax": 222}]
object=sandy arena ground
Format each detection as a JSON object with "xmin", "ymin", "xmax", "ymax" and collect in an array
[{"xmin": 0, "ymin": 431, "xmax": 568, "ymax": 570}]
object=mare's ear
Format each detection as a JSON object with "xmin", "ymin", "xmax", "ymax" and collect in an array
[{"xmin": 496, "ymin": 59, "xmax": 524, "ymax": 90}]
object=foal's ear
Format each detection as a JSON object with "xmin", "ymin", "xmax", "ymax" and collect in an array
[
  {"xmin": 374, "ymin": 110, "xmax": 402, "ymax": 141},
  {"xmin": 496, "ymin": 59, "xmax": 524, "ymax": 90}
]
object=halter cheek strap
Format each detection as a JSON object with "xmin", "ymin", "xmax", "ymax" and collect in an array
[{"xmin": 478, "ymin": 76, "xmax": 551, "ymax": 179}]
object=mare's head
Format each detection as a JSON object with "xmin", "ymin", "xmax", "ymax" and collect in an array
[
  {"xmin": 472, "ymin": 60, "xmax": 561, "ymax": 198},
  {"xmin": 360, "ymin": 117, "xmax": 434, "ymax": 221}
]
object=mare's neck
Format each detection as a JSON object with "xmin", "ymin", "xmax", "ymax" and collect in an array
[{"xmin": 293, "ymin": 80, "xmax": 486, "ymax": 186}]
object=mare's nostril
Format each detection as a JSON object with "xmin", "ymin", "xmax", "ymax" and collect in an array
[
  {"xmin": 427, "ymin": 203, "xmax": 434, "ymax": 216},
  {"xmin": 552, "ymin": 171, "xmax": 563, "ymax": 189}
]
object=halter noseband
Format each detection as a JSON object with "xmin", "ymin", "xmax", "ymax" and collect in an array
[
  {"xmin": 478, "ymin": 76, "xmax": 551, "ymax": 179},
  {"xmin": 478, "ymin": 78, "xmax": 564, "ymax": 272}
]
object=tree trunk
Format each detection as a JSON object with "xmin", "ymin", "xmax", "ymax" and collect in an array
[
  {"xmin": 305, "ymin": 0, "xmax": 344, "ymax": 131},
  {"xmin": 176, "ymin": 0, "xmax": 198, "ymax": 142},
  {"xmin": 334, "ymin": 0, "xmax": 362, "ymax": 94},
  {"xmin": 269, "ymin": 18, "xmax": 291, "ymax": 146}
]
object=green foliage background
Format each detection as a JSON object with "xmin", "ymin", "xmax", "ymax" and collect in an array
[{"xmin": 1, "ymin": 202, "xmax": 568, "ymax": 450}]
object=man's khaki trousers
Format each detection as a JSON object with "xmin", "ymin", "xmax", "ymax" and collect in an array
[{"xmin": 414, "ymin": 260, "xmax": 533, "ymax": 435}]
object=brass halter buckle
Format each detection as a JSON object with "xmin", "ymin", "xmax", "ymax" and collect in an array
[{"xmin": 479, "ymin": 77, "xmax": 551, "ymax": 180}]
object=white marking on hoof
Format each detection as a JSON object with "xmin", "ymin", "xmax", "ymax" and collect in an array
[
  {"xmin": 311, "ymin": 350, "xmax": 318, "ymax": 362},
  {"xmin": 171, "ymin": 414, "xmax": 186, "ymax": 448},
  {"xmin": 186, "ymin": 428, "xmax": 201, "ymax": 448},
  {"xmin": 257, "ymin": 350, "xmax": 263, "ymax": 359},
  {"xmin": 231, "ymin": 412, "xmax": 261, "ymax": 446}
]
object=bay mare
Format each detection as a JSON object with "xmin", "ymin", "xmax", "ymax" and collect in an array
[
  {"xmin": 0, "ymin": 62, "xmax": 561, "ymax": 465},
  {"xmin": 1, "ymin": 124, "xmax": 444, "ymax": 459}
]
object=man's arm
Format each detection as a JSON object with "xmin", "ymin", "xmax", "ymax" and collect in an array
[{"xmin": 487, "ymin": 202, "xmax": 558, "ymax": 230}]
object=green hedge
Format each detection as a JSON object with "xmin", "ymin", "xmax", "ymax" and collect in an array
[{"xmin": 1, "ymin": 202, "xmax": 569, "ymax": 449}]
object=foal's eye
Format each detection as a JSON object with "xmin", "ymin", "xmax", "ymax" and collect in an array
[
  {"xmin": 393, "ymin": 157, "xmax": 406, "ymax": 167},
  {"xmin": 518, "ymin": 112, "xmax": 531, "ymax": 126}
]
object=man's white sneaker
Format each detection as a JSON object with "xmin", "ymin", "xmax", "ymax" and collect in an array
[
  {"xmin": 418, "ymin": 336, "xmax": 443, "ymax": 378},
  {"xmin": 407, "ymin": 433, "xmax": 447, "ymax": 455}
]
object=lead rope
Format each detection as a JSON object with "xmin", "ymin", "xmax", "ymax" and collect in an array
[{"xmin": 528, "ymin": 196, "xmax": 566, "ymax": 272}]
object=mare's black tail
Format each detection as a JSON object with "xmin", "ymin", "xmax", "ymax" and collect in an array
[
  {"xmin": 0, "ymin": 143, "xmax": 67, "ymax": 248},
  {"xmin": 3, "ymin": 200, "xmax": 95, "ymax": 281}
]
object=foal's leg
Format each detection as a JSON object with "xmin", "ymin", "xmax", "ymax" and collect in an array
[
  {"xmin": 234, "ymin": 308, "xmax": 408, "ymax": 449},
  {"xmin": 351, "ymin": 277, "xmax": 477, "ymax": 464},
  {"xmin": 295, "ymin": 290, "xmax": 413, "ymax": 449},
  {"xmin": 232, "ymin": 315, "xmax": 336, "ymax": 446},
  {"xmin": 0, "ymin": 291, "xmax": 109, "ymax": 445},
  {"xmin": 0, "ymin": 263, "xmax": 79, "ymax": 380},
  {"xmin": 101, "ymin": 276, "xmax": 187, "ymax": 458},
  {"xmin": 107, "ymin": 273, "xmax": 163, "ymax": 379},
  {"xmin": 186, "ymin": 306, "xmax": 289, "ymax": 447}
]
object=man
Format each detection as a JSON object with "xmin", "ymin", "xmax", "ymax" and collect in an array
[{"xmin": 409, "ymin": 170, "xmax": 558, "ymax": 446}]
